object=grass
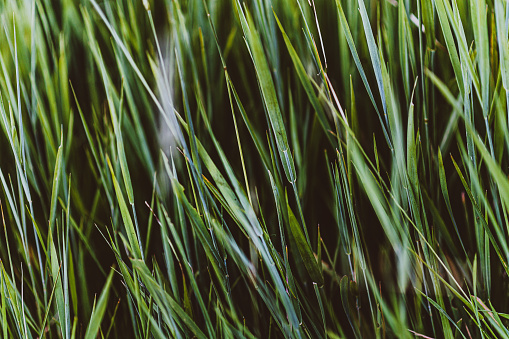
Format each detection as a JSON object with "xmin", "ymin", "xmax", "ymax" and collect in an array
[{"xmin": 1, "ymin": 0, "xmax": 509, "ymax": 337}]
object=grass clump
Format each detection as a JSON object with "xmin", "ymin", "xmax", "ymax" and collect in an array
[{"xmin": 1, "ymin": 0, "xmax": 509, "ymax": 337}]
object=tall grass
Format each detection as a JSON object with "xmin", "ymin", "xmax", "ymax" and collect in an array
[{"xmin": 1, "ymin": 0, "xmax": 509, "ymax": 337}]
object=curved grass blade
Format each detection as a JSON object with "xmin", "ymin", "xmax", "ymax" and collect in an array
[
  {"xmin": 106, "ymin": 156, "xmax": 142, "ymax": 260},
  {"xmin": 287, "ymin": 202, "xmax": 323, "ymax": 286},
  {"xmin": 84, "ymin": 269, "xmax": 114, "ymax": 339}
]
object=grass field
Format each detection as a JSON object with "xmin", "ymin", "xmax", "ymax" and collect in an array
[{"xmin": 1, "ymin": 0, "xmax": 509, "ymax": 337}]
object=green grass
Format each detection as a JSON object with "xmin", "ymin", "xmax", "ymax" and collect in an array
[{"xmin": 1, "ymin": 0, "xmax": 509, "ymax": 337}]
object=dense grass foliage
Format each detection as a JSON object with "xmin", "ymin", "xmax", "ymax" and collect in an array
[{"xmin": 1, "ymin": 0, "xmax": 509, "ymax": 337}]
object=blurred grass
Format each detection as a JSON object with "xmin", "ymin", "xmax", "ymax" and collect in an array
[{"xmin": 1, "ymin": 0, "xmax": 509, "ymax": 337}]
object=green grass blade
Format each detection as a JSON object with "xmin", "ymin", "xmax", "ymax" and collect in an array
[{"xmin": 84, "ymin": 269, "xmax": 114, "ymax": 339}]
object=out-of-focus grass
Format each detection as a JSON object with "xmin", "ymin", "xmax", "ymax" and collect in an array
[{"xmin": 1, "ymin": 0, "xmax": 509, "ymax": 337}]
